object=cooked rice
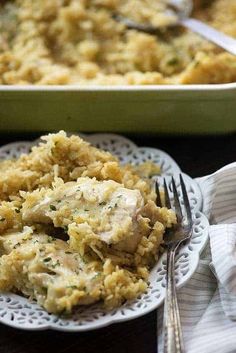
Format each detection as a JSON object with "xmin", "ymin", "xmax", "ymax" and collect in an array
[
  {"xmin": 0, "ymin": 131, "xmax": 176, "ymax": 313},
  {"xmin": 0, "ymin": 0, "xmax": 236, "ymax": 85}
]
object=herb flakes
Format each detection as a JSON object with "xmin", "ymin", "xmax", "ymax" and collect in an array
[{"xmin": 43, "ymin": 257, "xmax": 52, "ymax": 263}]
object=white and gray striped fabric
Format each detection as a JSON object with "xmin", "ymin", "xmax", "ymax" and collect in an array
[{"xmin": 157, "ymin": 162, "xmax": 236, "ymax": 353}]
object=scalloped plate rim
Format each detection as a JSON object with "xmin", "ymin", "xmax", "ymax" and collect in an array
[
  {"xmin": 0, "ymin": 212, "xmax": 209, "ymax": 332},
  {"xmin": 0, "ymin": 134, "xmax": 182, "ymax": 174}
]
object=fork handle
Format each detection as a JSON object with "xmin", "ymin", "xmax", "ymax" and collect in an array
[
  {"xmin": 171, "ymin": 249, "xmax": 185, "ymax": 353},
  {"xmin": 163, "ymin": 245, "xmax": 185, "ymax": 353}
]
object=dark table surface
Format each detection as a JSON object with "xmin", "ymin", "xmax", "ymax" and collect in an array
[{"xmin": 0, "ymin": 132, "xmax": 235, "ymax": 353}]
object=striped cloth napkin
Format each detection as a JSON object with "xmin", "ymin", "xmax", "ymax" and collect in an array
[{"xmin": 157, "ymin": 162, "xmax": 236, "ymax": 353}]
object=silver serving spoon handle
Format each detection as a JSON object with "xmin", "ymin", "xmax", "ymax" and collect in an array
[
  {"xmin": 180, "ymin": 17, "xmax": 236, "ymax": 56},
  {"xmin": 114, "ymin": 0, "xmax": 236, "ymax": 56},
  {"xmin": 170, "ymin": 0, "xmax": 236, "ymax": 56}
]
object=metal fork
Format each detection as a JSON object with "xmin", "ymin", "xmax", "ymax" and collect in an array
[{"xmin": 156, "ymin": 175, "xmax": 193, "ymax": 353}]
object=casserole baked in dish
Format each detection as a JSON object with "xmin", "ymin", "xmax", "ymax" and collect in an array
[
  {"xmin": 0, "ymin": 0, "xmax": 236, "ymax": 85},
  {"xmin": 0, "ymin": 1, "xmax": 235, "ymax": 134}
]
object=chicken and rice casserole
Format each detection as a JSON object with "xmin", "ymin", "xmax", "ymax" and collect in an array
[
  {"xmin": 0, "ymin": 131, "xmax": 176, "ymax": 314},
  {"xmin": 0, "ymin": 0, "xmax": 236, "ymax": 85}
]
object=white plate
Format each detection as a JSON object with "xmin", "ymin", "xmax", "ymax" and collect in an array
[{"xmin": 0, "ymin": 133, "xmax": 208, "ymax": 331}]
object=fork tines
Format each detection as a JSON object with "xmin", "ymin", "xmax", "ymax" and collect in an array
[{"xmin": 155, "ymin": 174, "xmax": 193, "ymax": 228}]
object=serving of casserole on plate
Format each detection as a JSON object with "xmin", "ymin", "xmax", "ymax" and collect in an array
[
  {"xmin": 0, "ymin": 132, "xmax": 208, "ymax": 330},
  {"xmin": 0, "ymin": 131, "xmax": 176, "ymax": 314}
]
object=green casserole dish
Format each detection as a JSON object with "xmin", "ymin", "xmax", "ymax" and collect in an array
[{"xmin": 0, "ymin": 83, "xmax": 235, "ymax": 134}]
